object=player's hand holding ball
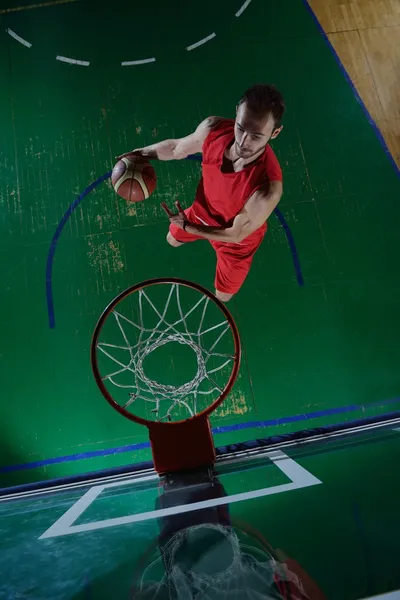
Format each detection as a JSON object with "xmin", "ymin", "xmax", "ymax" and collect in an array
[{"xmin": 112, "ymin": 150, "xmax": 156, "ymax": 203}]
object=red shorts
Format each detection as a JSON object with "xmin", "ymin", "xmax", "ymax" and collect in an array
[{"xmin": 169, "ymin": 206, "xmax": 265, "ymax": 295}]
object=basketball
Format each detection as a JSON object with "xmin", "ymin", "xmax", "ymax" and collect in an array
[{"xmin": 112, "ymin": 157, "xmax": 157, "ymax": 202}]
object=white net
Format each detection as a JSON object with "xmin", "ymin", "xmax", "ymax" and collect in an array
[
  {"xmin": 132, "ymin": 523, "xmax": 310, "ymax": 600},
  {"xmin": 95, "ymin": 282, "xmax": 238, "ymax": 422}
]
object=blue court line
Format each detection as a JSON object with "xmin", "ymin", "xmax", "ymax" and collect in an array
[
  {"xmin": 274, "ymin": 207, "xmax": 304, "ymax": 286},
  {"xmin": 46, "ymin": 154, "xmax": 303, "ymax": 327},
  {"xmin": 212, "ymin": 396, "xmax": 400, "ymax": 434},
  {"xmin": 2, "ymin": 409, "xmax": 400, "ymax": 497},
  {"xmin": 1, "ymin": 397, "xmax": 399, "ymax": 474},
  {"xmin": 302, "ymin": 0, "xmax": 400, "ymax": 179},
  {"xmin": 216, "ymin": 409, "xmax": 400, "ymax": 456},
  {"xmin": 46, "ymin": 171, "xmax": 112, "ymax": 328}
]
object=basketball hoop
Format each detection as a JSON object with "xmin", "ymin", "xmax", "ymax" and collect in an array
[{"xmin": 91, "ymin": 278, "xmax": 241, "ymax": 473}]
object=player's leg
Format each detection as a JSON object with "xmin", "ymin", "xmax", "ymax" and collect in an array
[
  {"xmin": 216, "ymin": 290, "xmax": 234, "ymax": 303},
  {"xmin": 166, "ymin": 231, "xmax": 184, "ymax": 247},
  {"xmin": 213, "ymin": 239, "xmax": 262, "ymax": 302}
]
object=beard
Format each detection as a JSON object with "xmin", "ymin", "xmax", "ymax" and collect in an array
[{"xmin": 235, "ymin": 141, "xmax": 266, "ymax": 160}]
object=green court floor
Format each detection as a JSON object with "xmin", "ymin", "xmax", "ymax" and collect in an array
[{"xmin": 1, "ymin": 0, "xmax": 400, "ymax": 488}]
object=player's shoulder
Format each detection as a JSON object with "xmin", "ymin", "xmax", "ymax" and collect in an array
[
  {"xmin": 265, "ymin": 143, "xmax": 279, "ymax": 159},
  {"xmin": 206, "ymin": 116, "xmax": 232, "ymax": 130},
  {"xmin": 264, "ymin": 143, "xmax": 281, "ymax": 166},
  {"xmin": 196, "ymin": 116, "xmax": 232, "ymax": 137},
  {"xmin": 263, "ymin": 144, "xmax": 283, "ymax": 181},
  {"xmin": 200, "ymin": 118, "xmax": 233, "ymax": 160}
]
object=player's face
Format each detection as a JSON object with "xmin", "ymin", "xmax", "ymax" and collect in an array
[{"xmin": 234, "ymin": 103, "xmax": 282, "ymax": 159}]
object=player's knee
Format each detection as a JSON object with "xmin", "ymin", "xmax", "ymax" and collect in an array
[
  {"xmin": 215, "ymin": 290, "xmax": 234, "ymax": 303},
  {"xmin": 166, "ymin": 232, "xmax": 183, "ymax": 248}
]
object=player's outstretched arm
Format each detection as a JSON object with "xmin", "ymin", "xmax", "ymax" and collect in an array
[{"xmin": 116, "ymin": 117, "xmax": 223, "ymax": 162}]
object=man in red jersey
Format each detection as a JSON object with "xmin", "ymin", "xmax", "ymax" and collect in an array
[{"xmin": 118, "ymin": 84, "xmax": 284, "ymax": 302}]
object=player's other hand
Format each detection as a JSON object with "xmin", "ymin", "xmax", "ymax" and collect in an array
[{"xmin": 161, "ymin": 201, "xmax": 187, "ymax": 230}]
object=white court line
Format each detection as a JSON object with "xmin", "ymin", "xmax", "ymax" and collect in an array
[
  {"xmin": 56, "ymin": 55, "xmax": 90, "ymax": 66},
  {"xmin": 6, "ymin": 28, "xmax": 32, "ymax": 48},
  {"xmin": 39, "ymin": 450, "xmax": 321, "ymax": 539},
  {"xmin": 235, "ymin": 0, "xmax": 252, "ymax": 17},
  {"xmin": 186, "ymin": 33, "xmax": 216, "ymax": 52},
  {"xmin": 121, "ymin": 57, "xmax": 156, "ymax": 66}
]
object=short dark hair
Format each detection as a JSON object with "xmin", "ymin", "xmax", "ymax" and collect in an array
[{"xmin": 238, "ymin": 84, "xmax": 285, "ymax": 128}]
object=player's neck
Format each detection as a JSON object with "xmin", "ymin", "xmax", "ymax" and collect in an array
[{"xmin": 227, "ymin": 143, "xmax": 266, "ymax": 171}]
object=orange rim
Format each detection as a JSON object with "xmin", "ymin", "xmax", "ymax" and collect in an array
[{"xmin": 91, "ymin": 277, "xmax": 241, "ymax": 427}]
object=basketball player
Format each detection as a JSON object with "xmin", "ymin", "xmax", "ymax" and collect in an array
[{"xmin": 118, "ymin": 84, "xmax": 284, "ymax": 302}]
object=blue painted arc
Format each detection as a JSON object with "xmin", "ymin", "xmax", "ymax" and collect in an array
[
  {"xmin": 46, "ymin": 172, "xmax": 112, "ymax": 328},
  {"xmin": 45, "ymin": 156, "xmax": 303, "ymax": 328}
]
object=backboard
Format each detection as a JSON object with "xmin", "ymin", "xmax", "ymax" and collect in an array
[{"xmin": 1, "ymin": 418, "xmax": 400, "ymax": 599}]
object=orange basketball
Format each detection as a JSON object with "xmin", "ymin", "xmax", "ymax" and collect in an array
[{"xmin": 112, "ymin": 157, "xmax": 157, "ymax": 202}]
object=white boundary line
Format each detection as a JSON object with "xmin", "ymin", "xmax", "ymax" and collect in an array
[
  {"xmin": 121, "ymin": 57, "xmax": 156, "ymax": 66},
  {"xmin": 56, "ymin": 55, "xmax": 90, "ymax": 66},
  {"xmin": 6, "ymin": 28, "xmax": 32, "ymax": 48},
  {"xmin": 186, "ymin": 33, "xmax": 216, "ymax": 52},
  {"xmin": 235, "ymin": 0, "xmax": 252, "ymax": 18},
  {"xmin": 39, "ymin": 450, "xmax": 321, "ymax": 539}
]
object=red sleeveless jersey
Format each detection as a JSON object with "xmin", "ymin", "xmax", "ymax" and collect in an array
[{"xmin": 192, "ymin": 119, "xmax": 282, "ymax": 242}]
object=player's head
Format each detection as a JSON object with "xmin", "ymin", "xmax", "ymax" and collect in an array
[{"xmin": 235, "ymin": 84, "xmax": 285, "ymax": 159}]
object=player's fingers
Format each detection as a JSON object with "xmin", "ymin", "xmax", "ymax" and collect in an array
[
  {"xmin": 161, "ymin": 202, "xmax": 173, "ymax": 217},
  {"xmin": 115, "ymin": 150, "xmax": 143, "ymax": 161},
  {"xmin": 175, "ymin": 201, "xmax": 185, "ymax": 216},
  {"xmin": 115, "ymin": 151, "xmax": 134, "ymax": 161}
]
